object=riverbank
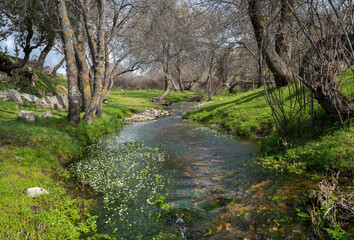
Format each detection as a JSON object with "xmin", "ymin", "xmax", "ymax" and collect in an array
[
  {"xmin": 184, "ymin": 87, "xmax": 353, "ymax": 239},
  {"xmin": 184, "ymin": 88, "xmax": 353, "ymax": 178},
  {"xmin": 0, "ymin": 89, "xmax": 197, "ymax": 239}
]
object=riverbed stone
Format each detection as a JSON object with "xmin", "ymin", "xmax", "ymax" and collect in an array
[
  {"xmin": 7, "ymin": 89, "xmax": 23, "ymax": 103},
  {"xmin": 26, "ymin": 187, "xmax": 49, "ymax": 198},
  {"xmin": 18, "ymin": 110, "xmax": 36, "ymax": 122},
  {"xmin": 125, "ymin": 109, "xmax": 170, "ymax": 122}
]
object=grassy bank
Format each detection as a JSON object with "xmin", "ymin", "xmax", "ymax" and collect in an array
[
  {"xmin": 0, "ymin": 88, "xmax": 196, "ymax": 239},
  {"xmin": 184, "ymin": 88, "xmax": 354, "ymax": 178}
]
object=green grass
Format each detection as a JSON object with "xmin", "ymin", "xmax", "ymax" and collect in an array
[
  {"xmin": 0, "ymin": 88, "xmax": 196, "ymax": 239},
  {"xmin": 184, "ymin": 87, "xmax": 354, "ymax": 177},
  {"xmin": 184, "ymin": 88, "xmax": 275, "ymax": 138}
]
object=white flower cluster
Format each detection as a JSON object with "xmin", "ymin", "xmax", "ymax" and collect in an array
[{"xmin": 72, "ymin": 141, "xmax": 168, "ymax": 239}]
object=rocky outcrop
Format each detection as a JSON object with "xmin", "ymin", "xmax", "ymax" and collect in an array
[
  {"xmin": 39, "ymin": 111, "xmax": 53, "ymax": 118},
  {"xmin": 125, "ymin": 109, "xmax": 169, "ymax": 122},
  {"xmin": 26, "ymin": 187, "xmax": 49, "ymax": 198},
  {"xmin": 7, "ymin": 89, "xmax": 23, "ymax": 103},
  {"xmin": 35, "ymin": 94, "xmax": 68, "ymax": 110},
  {"xmin": 0, "ymin": 88, "xmax": 69, "ymax": 110},
  {"xmin": 18, "ymin": 110, "xmax": 36, "ymax": 122}
]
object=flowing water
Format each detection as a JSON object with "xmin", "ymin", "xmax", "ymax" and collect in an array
[{"xmin": 82, "ymin": 103, "xmax": 317, "ymax": 239}]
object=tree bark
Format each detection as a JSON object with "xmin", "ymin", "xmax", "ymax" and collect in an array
[
  {"xmin": 0, "ymin": 20, "xmax": 36, "ymax": 75},
  {"xmin": 56, "ymin": 0, "xmax": 81, "ymax": 124},
  {"xmin": 299, "ymin": 34, "xmax": 354, "ymax": 121},
  {"xmin": 248, "ymin": 0, "xmax": 292, "ymax": 88},
  {"xmin": 74, "ymin": 15, "xmax": 91, "ymax": 112},
  {"xmin": 82, "ymin": 0, "xmax": 107, "ymax": 124},
  {"xmin": 52, "ymin": 56, "xmax": 65, "ymax": 75},
  {"xmin": 37, "ymin": 34, "xmax": 56, "ymax": 70}
]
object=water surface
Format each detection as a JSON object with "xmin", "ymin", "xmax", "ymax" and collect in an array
[{"xmin": 90, "ymin": 103, "xmax": 316, "ymax": 239}]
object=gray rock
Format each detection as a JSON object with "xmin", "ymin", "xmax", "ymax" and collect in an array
[
  {"xmin": 35, "ymin": 98, "xmax": 50, "ymax": 109},
  {"xmin": 125, "ymin": 109, "xmax": 170, "ymax": 122},
  {"xmin": 39, "ymin": 111, "xmax": 53, "ymax": 118},
  {"xmin": 0, "ymin": 90, "xmax": 8, "ymax": 99},
  {"xmin": 7, "ymin": 89, "xmax": 23, "ymax": 103},
  {"xmin": 21, "ymin": 93, "xmax": 39, "ymax": 103},
  {"xmin": 18, "ymin": 110, "xmax": 36, "ymax": 122},
  {"xmin": 36, "ymin": 94, "xmax": 68, "ymax": 110},
  {"xmin": 26, "ymin": 187, "xmax": 49, "ymax": 198},
  {"xmin": 55, "ymin": 94, "xmax": 68, "ymax": 108}
]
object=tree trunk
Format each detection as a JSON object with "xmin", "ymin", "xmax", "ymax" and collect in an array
[
  {"xmin": 83, "ymin": 0, "xmax": 107, "ymax": 124},
  {"xmin": 56, "ymin": 0, "xmax": 81, "ymax": 124},
  {"xmin": 37, "ymin": 35, "xmax": 56, "ymax": 70},
  {"xmin": 177, "ymin": 52, "xmax": 184, "ymax": 92},
  {"xmin": 0, "ymin": 20, "xmax": 36, "ymax": 75},
  {"xmin": 75, "ymin": 16, "xmax": 91, "ymax": 112},
  {"xmin": 299, "ymin": 34, "xmax": 354, "ymax": 121},
  {"xmin": 273, "ymin": 0, "xmax": 294, "ymax": 87},
  {"xmin": 52, "ymin": 57, "xmax": 65, "ymax": 75},
  {"xmin": 248, "ymin": 0, "xmax": 292, "ymax": 88}
]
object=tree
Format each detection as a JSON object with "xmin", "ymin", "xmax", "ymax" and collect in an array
[{"xmin": 0, "ymin": 0, "xmax": 55, "ymax": 74}]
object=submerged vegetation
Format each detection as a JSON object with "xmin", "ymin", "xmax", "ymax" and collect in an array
[{"xmin": 72, "ymin": 141, "xmax": 167, "ymax": 239}]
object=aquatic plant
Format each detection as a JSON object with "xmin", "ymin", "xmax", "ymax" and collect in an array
[{"xmin": 72, "ymin": 141, "xmax": 168, "ymax": 239}]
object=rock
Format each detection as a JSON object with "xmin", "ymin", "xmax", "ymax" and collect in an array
[
  {"xmin": 0, "ymin": 90, "xmax": 8, "ymax": 99},
  {"xmin": 55, "ymin": 94, "xmax": 68, "ymax": 108},
  {"xmin": 21, "ymin": 93, "xmax": 39, "ymax": 103},
  {"xmin": 30, "ymin": 73, "xmax": 37, "ymax": 86},
  {"xmin": 39, "ymin": 111, "xmax": 53, "ymax": 118},
  {"xmin": 43, "ymin": 66, "xmax": 51, "ymax": 74},
  {"xmin": 18, "ymin": 110, "xmax": 36, "ymax": 122},
  {"xmin": 35, "ymin": 98, "xmax": 50, "ymax": 109},
  {"xmin": 35, "ymin": 94, "xmax": 68, "ymax": 110},
  {"xmin": 7, "ymin": 89, "xmax": 23, "ymax": 103},
  {"xmin": 125, "ymin": 109, "xmax": 170, "ymax": 122},
  {"xmin": 26, "ymin": 187, "xmax": 49, "ymax": 198},
  {"xmin": 38, "ymin": 90, "xmax": 45, "ymax": 97}
]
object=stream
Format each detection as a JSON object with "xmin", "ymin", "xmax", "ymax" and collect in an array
[{"xmin": 77, "ymin": 103, "xmax": 317, "ymax": 239}]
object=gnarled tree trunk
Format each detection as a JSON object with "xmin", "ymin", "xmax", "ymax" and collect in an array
[
  {"xmin": 248, "ymin": 0, "xmax": 293, "ymax": 88},
  {"xmin": 299, "ymin": 34, "xmax": 354, "ymax": 121}
]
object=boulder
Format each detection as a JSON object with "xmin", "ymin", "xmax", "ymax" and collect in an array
[
  {"xmin": 0, "ymin": 90, "xmax": 8, "ymax": 99},
  {"xmin": 7, "ymin": 89, "xmax": 23, "ymax": 103},
  {"xmin": 35, "ymin": 98, "xmax": 50, "ymax": 109},
  {"xmin": 39, "ymin": 111, "xmax": 53, "ymax": 118},
  {"xmin": 21, "ymin": 93, "xmax": 39, "ymax": 103},
  {"xmin": 36, "ymin": 94, "xmax": 68, "ymax": 110},
  {"xmin": 18, "ymin": 110, "xmax": 36, "ymax": 122},
  {"xmin": 26, "ymin": 187, "xmax": 49, "ymax": 198},
  {"xmin": 55, "ymin": 94, "xmax": 68, "ymax": 108}
]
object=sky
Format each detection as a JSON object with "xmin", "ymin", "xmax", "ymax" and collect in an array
[{"xmin": 0, "ymin": 35, "xmax": 66, "ymax": 74}]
